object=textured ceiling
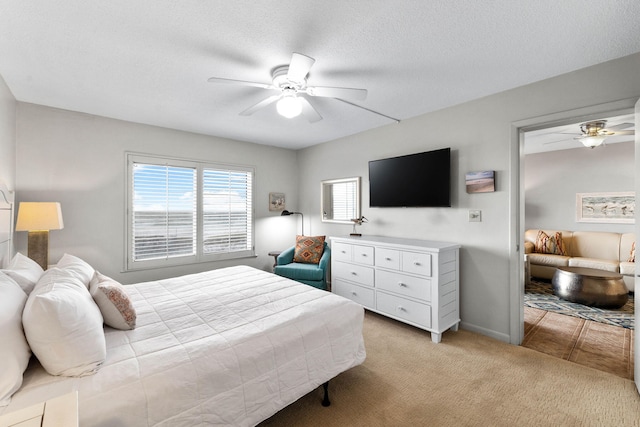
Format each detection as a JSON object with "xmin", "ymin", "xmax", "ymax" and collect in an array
[{"xmin": 1, "ymin": 1, "xmax": 640, "ymax": 149}]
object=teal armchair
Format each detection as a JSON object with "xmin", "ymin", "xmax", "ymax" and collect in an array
[{"xmin": 274, "ymin": 242, "xmax": 331, "ymax": 290}]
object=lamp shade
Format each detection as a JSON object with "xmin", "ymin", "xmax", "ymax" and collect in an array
[
  {"xmin": 16, "ymin": 202, "xmax": 64, "ymax": 231},
  {"xmin": 579, "ymin": 135, "xmax": 606, "ymax": 148},
  {"xmin": 276, "ymin": 96, "xmax": 302, "ymax": 118}
]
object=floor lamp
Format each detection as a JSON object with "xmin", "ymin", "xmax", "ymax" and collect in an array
[
  {"xmin": 281, "ymin": 210, "xmax": 304, "ymax": 236},
  {"xmin": 15, "ymin": 202, "xmax": 64, "ymax": 270}
]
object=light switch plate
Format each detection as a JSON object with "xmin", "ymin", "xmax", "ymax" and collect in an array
[{"xmin": 469, "ymin": 210, "xmax": 481, "ymax": 222}]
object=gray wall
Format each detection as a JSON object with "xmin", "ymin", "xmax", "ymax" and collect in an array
[
  {"xmin": 0, "ymin": 74, "xmax": 16, "ymax": 190},
  {"xmin": 14, "ymin": 103, "xmax": 300, "ymax": 284},
  {"xmin": 296, "ymin": 52, "xmax": 640, "ymax": 342},
  {"xmin": 525, "ymin": 141, "xmax": 635, "ymax": 233}
]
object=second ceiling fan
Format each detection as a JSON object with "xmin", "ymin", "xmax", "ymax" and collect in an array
[{"xmin": 207, "ymin": 52, "xmax": 368, "ymax": 123}]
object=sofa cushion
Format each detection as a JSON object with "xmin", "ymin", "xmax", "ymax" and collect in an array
[
  {"xmin": 527, "ymin": 253, "xmax": 570, "ymax": 268},
  {"xmin": 568, "ymin": 257, "xmax": 619, "ymax": 273},
  {"xmin": 571, "ymin": 231, "xmax": 620, "ymax": 261},
  {"xmin": 534, "ymin": 231, "xmax": 567, "ymax": 255},
  {"xmin": 619, "ymin": 261, "xmax": 635, "ymax": 276}
]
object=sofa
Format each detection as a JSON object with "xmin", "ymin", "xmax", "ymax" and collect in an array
[{"xmin": 524, "ymin": 229, "xmax": 635, "ymax": 292}]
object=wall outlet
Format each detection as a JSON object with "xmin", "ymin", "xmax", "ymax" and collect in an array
[{"xmin": 469, "ymin": 210, "xmax": 481, "ymax": 222}]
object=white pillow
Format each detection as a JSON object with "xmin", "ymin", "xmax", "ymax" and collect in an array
[
  {"xmin": 1, "ymin": 253, "xmax": 44, "ymax": 295},
  {"xmin": 56, "ymin": 253, "xmax": 95, "ymax": 288},
  {"xmin": 89, "ymin": 272, "xmax": 137, "ymax": 330},
  {"xmin": 23, "ymin": 268, "xmax": 106, "ymax": 377},
  {"xmin": 0, "ymin": 272, "xmax": 31, "ymax": 407}
]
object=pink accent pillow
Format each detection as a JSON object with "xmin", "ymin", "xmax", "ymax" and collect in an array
[{"xmin": 89, "ymin": 272, "xmax": 136, "ymax": 330}]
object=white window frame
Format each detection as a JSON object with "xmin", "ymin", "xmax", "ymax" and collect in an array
[{"xmin": 125, "ymin": 153, "xmax": 255, "ymax": 271}]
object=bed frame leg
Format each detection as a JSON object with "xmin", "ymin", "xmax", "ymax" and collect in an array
[{"xmin": 322, "ymin": 382, "xmax": 331, "ymax": 407}]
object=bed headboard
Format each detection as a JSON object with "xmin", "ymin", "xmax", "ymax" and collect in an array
[{"xmin": 0, "ymin": 181, "xmax": 14, "ymax": 268}]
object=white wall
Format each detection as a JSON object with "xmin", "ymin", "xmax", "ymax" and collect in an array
[
  {"xmin": 15, "ymin": 103, "xmax": 300, "ymax": 284},
  {"xmin": 0, "ymin": 74, "xmax": 16, "ymax": 190},
  {"xmin": 297, "ymin": 52, "xmax": 640, "ymax": 342},
  {"xmin": 525, "ymin": 141, "xmax": 635, "ymax": 233}
]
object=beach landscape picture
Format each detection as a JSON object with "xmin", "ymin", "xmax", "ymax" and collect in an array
[{"xmin": 465, "ymin": 170, "xmax": 495, "ymax": 193}]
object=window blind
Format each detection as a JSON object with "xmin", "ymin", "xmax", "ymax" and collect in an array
[{"xmin": 332, "ymin": 181, "xmax": 357, "ymax": 221}]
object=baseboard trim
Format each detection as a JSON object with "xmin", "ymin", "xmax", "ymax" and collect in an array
[{"xmin": 459, "ymin": 321, "xmax": 511, "ymax": 343}]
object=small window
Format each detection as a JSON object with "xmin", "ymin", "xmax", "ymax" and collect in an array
[{"xmin": 126, "ymin": 154, "xmax": 254, "ymax": 270}]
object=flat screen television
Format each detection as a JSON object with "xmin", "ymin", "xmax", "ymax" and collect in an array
[{"xmin": 368, "ymin": 147, "xmax": 451, "ymax": 207}]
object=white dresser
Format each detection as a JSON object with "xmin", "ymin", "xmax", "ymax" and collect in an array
[{"xmin": 330, "ymin": 235, "xmax": 460, "ymax": 343}]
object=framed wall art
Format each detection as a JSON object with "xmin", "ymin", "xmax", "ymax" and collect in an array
[
  {"xmin": 576, "ymin": 192, "xmax": 635, "ymax": 224},
  {"xmin": 269, "ymin": 192, "xmax": 285, "ymax": 211},
  {"xmin": 465, "ymin": 170, "xmax": 495, "ymax": 193}
]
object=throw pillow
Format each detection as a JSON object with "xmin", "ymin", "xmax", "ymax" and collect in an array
[
  {"xmin": 0, "ymin": 272, "xmax": 31, "ymax": 407},
  {"xmin": 56, "ymin": 253, "xmax": 95, "ymax": 288},
  {"xmin": 22, "ymin": 268, "xmax": 106, "ymax": 377},
  {"xmin": 293, "ymin": 235, "xmax": 326, "ymax": 264},
  {"xmin": 1, "ymin": 253, "xmax": 45, "ymax": 295},
  {"xmin": 534, "ymin": 230, "xmax": 566, "ymax": 256},
  {"xmin": 629, "ymin": 242, "xmax": 635, "ymax": 263},
  {"xmin": 89, "ymin": 272, "xmax": 137, "ymax": 330}
]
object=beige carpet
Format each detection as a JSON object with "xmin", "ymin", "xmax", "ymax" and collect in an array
[
  {"xmin": 523, "ymin": 307, "xmax": 634, "ymax": 379},
  {"xmin": 260, "ymin": 311, "xmax": 639, "ymax": 427}
]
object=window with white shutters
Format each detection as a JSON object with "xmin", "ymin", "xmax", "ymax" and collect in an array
[{"xmin": 126, "ymin": 154, "xmax": 254, "ymax": 270}]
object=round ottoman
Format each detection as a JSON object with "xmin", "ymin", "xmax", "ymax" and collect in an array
[{"xmin": 552, "ymin": 266, "xmax": 628, "ymax": 309}]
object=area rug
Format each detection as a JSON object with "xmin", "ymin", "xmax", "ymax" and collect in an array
[{"xmin": 524, "ymin": 280, "xmax": 634, "ymax": 329}]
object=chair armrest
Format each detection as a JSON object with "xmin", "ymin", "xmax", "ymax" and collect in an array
[
  {"xmin": 319, "ymin": 245, "xmax": 331, "ymax": 270},
  {"xmin": 277, "ymin": 246, "xmax": 295, "ymax": 265}
]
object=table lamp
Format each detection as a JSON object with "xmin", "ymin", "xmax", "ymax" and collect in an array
[{"xmin": 15, "ymin": 202, "xmax": 64, "ymax": 270}]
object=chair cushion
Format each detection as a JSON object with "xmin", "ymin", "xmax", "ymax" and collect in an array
[
  {"xmin": 293, "ymin": 235, "xmax": 326, "ymax": 264},
  {"xmin": 274, "ymin": 263, "xmax": 325, "ymax": 282}
]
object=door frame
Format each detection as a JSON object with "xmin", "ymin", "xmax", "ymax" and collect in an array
[{"xmin": 509, "ymin": 97, "xmax": 639, "ymax": 346}]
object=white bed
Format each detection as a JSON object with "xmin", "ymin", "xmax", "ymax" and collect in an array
[
  {"xmin": 3, "ymin": 265, "xmax": 366, "ymax": 426},
  {"xmin": 0, "ymin": 186, "xmax": 365, "ymax": 426}
]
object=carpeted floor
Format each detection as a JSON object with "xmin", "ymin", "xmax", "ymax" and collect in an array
[
  {"xmin": 524, "ymin": 280, "xmax": 634, "ymax": 329},
  {"xmin": 260, "ymin": 311, "xmax": 640, "ymax": 427}
]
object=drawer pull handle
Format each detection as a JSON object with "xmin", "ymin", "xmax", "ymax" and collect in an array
[
  {"xmin": 397, "ymin": 306, "xmax": 406, "ymax": 312},
  {"xmin": 351, "ymin": 272, "xmax": 358, "ymax": 276},
  {"xmin": 398, "ymin": 282, "xmax": 407, "ymax": 287},
  {"xmin": 361, "ymin": 253, "xmax": 367, "ymax": 257},
  {"xmin": 341, "ymin": 250, "xmax": 346, "ymax": 254},
  {"xmin": 351, "ymin": 292, "xmax": 357, "ymax": 296},
  {"xmin": 385, "ymin": 257, "xmax": 392, "ymax": 261},
  {"xmin": 413, "ymin": 261, "xmax": 421, "ymax": 266}
]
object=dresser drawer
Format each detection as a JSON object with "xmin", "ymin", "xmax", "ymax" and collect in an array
[
  {"xmin": 352, "ymin": 244, "xmax": 374, "ymax": 266},
  {"xmin": 333, "ymin": 278, "xmax": 375, "ymax": 309},
  {"xmin": 376, "ymin": 291, "xmax": 431, "ymax": 328},
  {"xmin": 376, "ymin": 270, "xmax": 431, "ymax": 302},
  {"xmin": 332, "ymin": 242, "xmax": 352, "ymax": 262},
  {"xmin": 375, "ymin": 247, "xmax": 400, "ymax": 270},
  {"xmin": 333, "ymin": 261, "xmax": 374, "ymax": 287},
  {"xmin": 401, "ymin": 252, "xmax": 431, "ymax": 277}
]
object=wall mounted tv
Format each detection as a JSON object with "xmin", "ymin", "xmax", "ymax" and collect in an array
[{"xmin": 368, "ymin": 147, "xmax": 451, "ymax": 208}]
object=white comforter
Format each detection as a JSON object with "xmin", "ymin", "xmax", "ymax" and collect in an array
[{"xmin": 4, "ymin": 265, "xmax": 366, "ymax": 426}]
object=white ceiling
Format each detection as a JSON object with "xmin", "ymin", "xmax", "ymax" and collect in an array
[{"xmin": 1, "ymin": 1, "xmax": 640, "ymax": 150}]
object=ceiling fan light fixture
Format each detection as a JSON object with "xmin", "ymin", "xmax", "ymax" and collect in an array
[
  {"xmin": 276, "ymin": 94, "xmax": 302, "ymax": 118},
  {"xmin": 579, "ymin": 135, "xmax": 607, "ymax": 148}
]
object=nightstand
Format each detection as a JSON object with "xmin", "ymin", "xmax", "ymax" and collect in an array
[{"xmin": 0, "ymin": 391, "xmax": 78, "ymax": 427}]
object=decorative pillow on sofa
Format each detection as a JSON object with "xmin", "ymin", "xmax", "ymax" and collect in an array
[
  {"xmin": 89, "ymin": 272, "xmax": 137, "ymax": 330},
  {"xmin": 534, "ymin": 230, "xmax": 566, "ymax": 256},
  {"xmin": 0, "ymin": 272, "xmax": 31, "ymax": 407},
  {"xmin": 293, "ymin": 235, "xmax": 326, "ymax": 264},
  {"xmin": 629, "ymin": 242, "xmax": 636, "ymax": 263},
  {"xmin": 56, "ymin": 253, "xmax": 95, "ymax": 288},
  {"xmin": 22, "ymin": 268, "xmax": 106, "ymax": 377},
  {"xmin": 1, "ymin": 253, "xmax": 44, "ymax": 295}
]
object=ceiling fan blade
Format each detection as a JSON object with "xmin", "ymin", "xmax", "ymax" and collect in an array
[
  {"xmin": 298, "ymin": 97, "xmax": 322, "ymax": 123},
  {"xmin": 239, "ymin": 95, "xmax": 281, "ymax": 116},
  {"xmin": 605, "ymin": 122, "xmax": 634, "ymax": 131},
  {"xmin": 305, "ymin": 86, "xmax": 368, "ymax": 101},
  {"xmin": 207, "ymin": 76, "xmax": 273, "ymax": 90},
  {"xmin": 287, "ymin": 53, "xmax": 315, "ymax": 84},
  {"xmin": 542, "ymin": 138, "xmax": 575, "ymax": 145},
  {"xmin": 610, "ymin": 130, "xmax": 635, "ymax": 135}
]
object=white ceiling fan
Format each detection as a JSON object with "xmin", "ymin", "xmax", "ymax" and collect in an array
[
  {"xmin": 207, "ymin": 52, "xmax": 383, "ymax": 123},
  {"xmin": 543, "ymin": 119, "xmax": 635, "ymax": 149}
]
